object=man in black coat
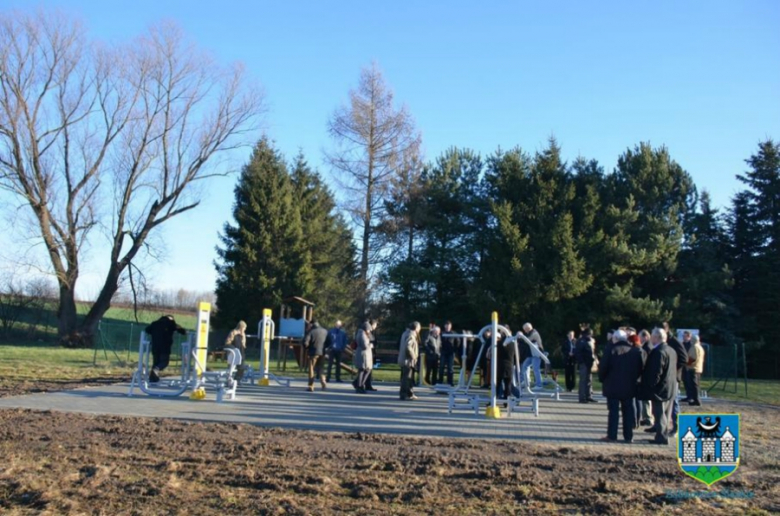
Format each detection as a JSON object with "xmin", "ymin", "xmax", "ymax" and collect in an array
[
  {"xmin": 304, "ymin": 321, "xmax": 329, "ymax": 392},
  {"xmin": 574, "ymin": 329, "xmax": 597, "ymax": 403},
  {"xmin": 663, "ymin": 322, "xmax": 688, "ymax": 437},
  {"xmin": 638, "ymin": 330, "xmax": 655, "ymax": 426},
  {"xmin": 145, "ymin": 315, "xmax": 187, "ymax": 383},
  {"xmin": 497, "ymin": 331, "xmax": 516, "ymax": 399},
  {"xmin": 439, "ymin": 321, "xmax": 458, "ymax": 386},
  {"xmin": 639, "ymin": 328, "xmax": 678, "ymax": 445},
  {"xmin": 598, "ymin": 330, "xmax": 644, "ymax": 443},
  {"xmin": 562, "ymin": 331, "xmax": 577, "ymax": 392}
]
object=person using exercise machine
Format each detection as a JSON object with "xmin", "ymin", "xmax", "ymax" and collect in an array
[{"xmin": 145, "ymin": 315, "xmax": 187, "ymax": 383}]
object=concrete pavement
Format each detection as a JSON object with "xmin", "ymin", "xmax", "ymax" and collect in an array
[{"xmin": 0, "ymin": 379, "xmax": 665, "ymax": 446}]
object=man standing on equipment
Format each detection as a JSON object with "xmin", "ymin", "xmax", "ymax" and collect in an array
[
  {"xmin": 523, "ymin": 323, "xmax": 544, "ymax": 389},
  {"xmin": 145, "ymin": 315, "xmax": 187, "ymax": 383}
]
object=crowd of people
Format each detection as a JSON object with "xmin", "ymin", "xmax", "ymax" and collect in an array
[
  {"xmin": 142, "ymin": 312, "xmax": 705, "ymax": 448},
  {"xmin": 571, "ymin": 323, "xmax": 706, "ymax": 445},
  {"xmin": 297, "ymin": 318, "xmax": 555, "ymax": 403},
  {"xmin": 142, "ymin": 314, "xmax": 702, "ymax": 448}
]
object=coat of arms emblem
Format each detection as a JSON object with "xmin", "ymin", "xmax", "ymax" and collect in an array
[{"xmin": 678, "ymin": 414, "xmax": 740, "ymax": 486}]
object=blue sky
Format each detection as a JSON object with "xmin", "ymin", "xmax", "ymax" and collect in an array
[{"xmin": 1, "ymin": 1, "xmax": 779, "ymax": 297}]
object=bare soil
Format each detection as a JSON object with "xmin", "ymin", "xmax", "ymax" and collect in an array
[{"xmin": 0, "ymin": 398, "xmax": 778, "ymax": 515}]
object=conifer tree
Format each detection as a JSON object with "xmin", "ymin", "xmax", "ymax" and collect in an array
[
  {"xmin": 730, "ymin": 140, "xmax": 780, "ymax": 376},
  {"xmin": 482, "ymin": 140, "xmax": 590, "ymax": 331},
  {"xmin": 214, "ymin": 138, "xmax": 307, "ymax": 328},
  {"xmin": 290, "ymin": 153, "xmax": 359, "ymax": 324},
  {"xmin": 600, "ymin": 143, "xmax": 695, "ymax": 327},
  {"xmin": 675, "ymin": 191, "xmax": 736, "ymax": 344}
]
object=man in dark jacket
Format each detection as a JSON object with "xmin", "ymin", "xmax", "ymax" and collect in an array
[
  {"xmin": 497, "ymin": 331, "xmax": 516, "ymax": 399},
  {"xmin": 326, "ymin": 320, "xmax": 348, "ymax": 383},
  {"xmin": 145, "ymin": 315, "xmax": 187, "ymax": 383},
  {"xmin": 640, "ymin": 328, "xmax": 677, "ymax": 445},
  {"xmin": 574, "ymin": 329, "xmax": 597, "ymax": 403},
  {"xmin": 663, "ymin": 322, "xmax": 688, "ymax": 437},
  {"xmin": 562, "ymin": 331, "xmax": 577, "ymax": 392},
  {"xmin": 304, "ymin": 321, "xmax": 329, "ymax": 392},
  {"xmin": 599, "ymin": 330, "xmax": 644, "ymax": 443},
  {"xmin": 518, "ymin": 332, "xmax": 532, "ymax": 388},
  {"xmin": 439, "ymin": 321, "xmax": 458, "ymax": 386}
]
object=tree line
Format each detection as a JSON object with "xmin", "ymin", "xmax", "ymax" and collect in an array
[{"xmin": 214, "ymin": 78, "xmax": 778, "ymax": 378}]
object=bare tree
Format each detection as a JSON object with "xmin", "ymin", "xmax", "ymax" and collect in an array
[
  {"xmin": 0, "ymin": 11, "xmax": 264, "ymax": 345},
  {"xmin": 325, "ymin": 63, "xmax": 420, "ymax": 315}
]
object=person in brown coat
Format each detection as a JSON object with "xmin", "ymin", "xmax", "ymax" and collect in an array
[{"xmin": 398, "ymin": 321, "xmax": 421, "ymax": 400}]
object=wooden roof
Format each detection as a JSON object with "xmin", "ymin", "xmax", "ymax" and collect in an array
[{"xmin": 283, "ymin": 296, "xmax": 315, "ymax": 306}]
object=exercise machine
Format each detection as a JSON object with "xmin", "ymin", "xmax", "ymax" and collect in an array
[
  {"xmin": 127, "ymin": 302, "xmax": 242, "ymax": 402},
  {"xmin": 244, "ymin": 308, "xmax": 291, "ymax": 387}
]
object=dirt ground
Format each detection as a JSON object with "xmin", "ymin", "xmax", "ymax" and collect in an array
[{"xmin": 0, "ymin": 392, "xmax": 778, "ymax": 516}]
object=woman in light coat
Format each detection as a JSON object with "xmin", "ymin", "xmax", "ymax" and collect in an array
[{"xmin": 353, "ymin": 320, "xmax": 374, "ymax": 394}]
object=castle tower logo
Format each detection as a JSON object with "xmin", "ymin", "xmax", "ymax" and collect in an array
[{"xmin": 677, "ymin": 414, "xmax": 740, "ymax": 486}]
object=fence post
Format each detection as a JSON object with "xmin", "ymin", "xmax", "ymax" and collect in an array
[
  {"xmin": 741, "ymin": 342, "xmax": 748, "ymax": 397},
  {"xmin": 127, "ymin": 323, "xmax": 133, "ymax": 363},
  {"xmin": 93, "ymin": 321, "xmax": 100, "ymax": 366}
]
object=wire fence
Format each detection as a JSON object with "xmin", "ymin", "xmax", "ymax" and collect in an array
[
  {"xmin": 704, "ymin": 342, "xmax": 749, "ymax": 395},
  {"xmin": 95, "ymin": 320, "xmax": 285, "ymax": 368}
]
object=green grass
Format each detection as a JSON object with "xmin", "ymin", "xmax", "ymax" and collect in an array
[
  {"xmin": 702, "ymin": 378, "xmax": 780, "ymax": 406},
  {"xmin": 0, "ymin": 344, "xmax": 135, "ymax": 382},
  {"xmin": 0, "ymin": 302, "xmax": 199, "ymax": 383}
]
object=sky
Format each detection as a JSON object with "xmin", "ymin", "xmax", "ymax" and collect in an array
[{"xmin": 1, "ymin": 1, "xmax": 779, "ymax": 298}]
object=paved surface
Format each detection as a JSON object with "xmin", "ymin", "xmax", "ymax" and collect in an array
[{"xmin": 0, "ymin": 379, "xmax": 663, "ymax": 446}]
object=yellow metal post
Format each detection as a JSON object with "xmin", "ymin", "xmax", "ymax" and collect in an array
[
  {"xmin": 259, "ymin": 308, "xmax": 272, "ymax": 386},
  {"xmin": 194, "ymin": 301, "xmax": 211, "ymax": 378},
  {"xmin": 485, "ymin": 311, "xmax": 502, "ymax": 418}
]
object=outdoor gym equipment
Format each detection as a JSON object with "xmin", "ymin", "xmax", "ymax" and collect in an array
[
  {"xmin": 441, "ymin": 313, "xmax": 534, "ymax": 418},
  {"xmin": 431, "ymin": 331, "xmax": 474, "ymax": 395},
  {"xmin": 244, "ymin": 308, "xmax": 291, "ymax": 387},
  {"xmin": 441, "ymin": 315, "xmax": 562, "ymax": 418},
  {"xmin": 127, "ymin": 302, "xmax": 242, "ymax": 402},
  {"xmin": 442, "ymin": 318, "xmax": 512, "ymax": 416}
]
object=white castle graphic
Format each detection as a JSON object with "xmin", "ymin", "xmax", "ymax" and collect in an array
[{"xmin": 680, "ymin": 416, "xmax": 737, "ymax": 466}]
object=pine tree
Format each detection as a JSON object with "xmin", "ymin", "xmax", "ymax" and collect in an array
[
  {"xmin": 482, "ymin": 139, "xmax": 591, "ymax": 333},
  {"xmin": 731, "ymin": 140, "xmax": 780, "ymax": 377},
  {"xmin": 675, "ymin": 191, "xmax": 737, "ymax": 344},
  {"xmin": 601, "ymin": 142, "xmax": 695, "ymax": 327},
  {"xmin": 214, "ymin": 138, "xmax": 307, "ymax": 328},
  {"xmin": 290, "ymin": 152, "xmax": 358, "ymax": 324}
]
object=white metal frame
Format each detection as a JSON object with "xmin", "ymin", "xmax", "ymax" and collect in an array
[
  {"xmin": 244, "ymin": 314, "xmax": 291, "ymax": 387},
  {"xmin": 128, "ymin": 332, "xmax": 242, "ymax": 402}
]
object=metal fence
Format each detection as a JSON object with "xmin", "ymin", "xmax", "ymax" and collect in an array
[
  {"xmin": 94, "ymin": 320, "xmax": 192, "ymax": 366},
  {"xmin": 95, "ymin": 320, "xmax": 278, "ymax": 368},
  {"xmin": 704, "ymin": 342, "xmax": 748, "ymax": 395}
]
